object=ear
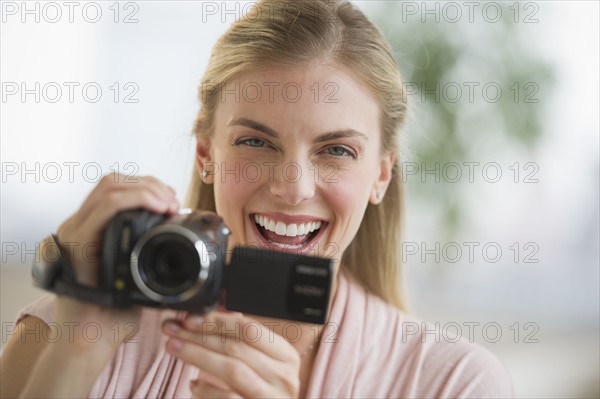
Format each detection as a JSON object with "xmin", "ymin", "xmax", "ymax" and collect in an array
[
  {"xmin": 370, "ymin": 150, "xmax": 396, "ymax": 205},
  {"xmin": 196, "ymin": 138, "xmax": 214, "ymax": 184}
]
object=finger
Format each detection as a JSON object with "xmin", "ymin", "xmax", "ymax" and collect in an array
[
  {"xmin": 190, "ymin": 380, "xmax": 242, "ymax": 399},
  {"xmin": 129, "ymin": 175, "xmax": 178, "ymax": 207},
  {"xmin": 185, "ymin": 312, "xmax": 299, "ymax": 364},
  {"xmin": 76, "ymin": 174, "xmax": 178, "ymax": 223},
  {"xmin": 84, "ymin": 187, "xmax": 175, "ymax": 230},
  {"xmin": 163, "ymin": 321, "xmax": 292, "ymax": 384},
  {"xmin": 61, "ymin": 187, "xmax": 175, "ymax": 263},
  {"xmin": 196, "ymin": 371, "xmax": 231, "ymax": 391},
  {"xmin": 166, "ymin": 338, "xmax": 271, "ymax": 399},
  {"xmin": 67, "ymin": 173, "xmax": 130, "ymax": 223}
]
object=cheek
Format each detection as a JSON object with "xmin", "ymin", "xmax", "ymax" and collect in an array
[
  {"xmin": 212, "ymin": 155, "xmax": 270, "ymax": 245},
  {"xmin": 212, "ymin": 157, "xmax": 252, "ymax": 242},
  {"xmin": 320, "ymin": 175, "xmax": 370, "ymax": 259},
  {"xmin": 324, "ymin": 168, "xmax": 372, "ymax": 225},
  {"xmin": 328, "ymin": 158, "xmax": 375, "ymax": 196}
]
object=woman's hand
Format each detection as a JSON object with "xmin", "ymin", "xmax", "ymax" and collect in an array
[
  {"xmin": 162, "ymin": 311, "xmax": 302, "ymax": 398},
  {"xmin": 8, "ymin": 173, "xmax": 181, "ymax": 398},
  {"xmin": 57, "ymin": 172, "xmax": 179, "ymax": 287},
  {"xmin": 54, "ymin": 172, "xmax": 180, "ymax": 347}
]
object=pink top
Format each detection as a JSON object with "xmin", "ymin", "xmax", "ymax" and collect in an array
[{"xmin": 17, "ymin": 270, "xmax": 513, "ymax": 398}]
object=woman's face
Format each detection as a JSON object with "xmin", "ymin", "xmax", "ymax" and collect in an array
[{"xmin": 197, "ymin": 64, "xmax": 394, "ymax": 262}]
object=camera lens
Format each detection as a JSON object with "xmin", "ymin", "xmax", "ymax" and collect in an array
[{"xmin": 137, "ymin": 233, "xmax": 201, "ymax": 297}]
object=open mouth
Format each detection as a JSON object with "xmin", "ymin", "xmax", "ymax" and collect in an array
[{"xmin": 250, "ymin": 213, "xmax": 327, "ymax": 252}]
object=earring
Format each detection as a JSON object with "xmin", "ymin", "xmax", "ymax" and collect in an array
[
  {"xmin": 201, "ymin": 170, "xmax": 208, "ymax": 180},
  {"xmin": 376, "ymin": 192, "xmax": 383, "ymax": 201}
]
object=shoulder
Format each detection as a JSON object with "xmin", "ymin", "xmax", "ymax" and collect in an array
[
  {"xmin": 2, "ymin": 294, "xmax": 61, "ymax": 398},
  {"xmin": 355, "ymin": 280, "xmax": 514, "ymax": 398},
  {"xmin": 15, "ymin": 294, "xmax": 56, "ymax": 326}
]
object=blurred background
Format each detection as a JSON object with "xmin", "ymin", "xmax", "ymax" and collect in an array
[{"xmin": 1, "ymin": 1, "xmax": 598, "ymax": 397}]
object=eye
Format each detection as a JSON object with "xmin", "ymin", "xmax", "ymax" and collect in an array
[
  {"xmin": 237, "ymin": 137, "xmax": 266, "ymax": 148},
  {"xmin": 325, "ymin": 146, "xmax": 356, "ymax": 158}
]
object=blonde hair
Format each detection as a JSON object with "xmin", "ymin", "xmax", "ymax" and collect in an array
[{"xmin": 185, "ymin": 0, "xmax": 408, "ymax": 310}]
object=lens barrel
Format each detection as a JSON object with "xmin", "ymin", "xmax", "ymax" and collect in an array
[{"xmin": 130, "ymin": 224, "xmax": 210, "ymax": 303}]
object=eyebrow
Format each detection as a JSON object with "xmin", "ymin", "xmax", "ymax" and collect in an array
[{"xmin": 228, "ymin": 117, "xmax": 369, "ymax": 143}]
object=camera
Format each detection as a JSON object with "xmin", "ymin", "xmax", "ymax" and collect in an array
[
  {"xmin": 100, "ymin": 209, "xmax": 228, "ymax": 314},
  {"xmin": 33, "ymin": 209, "xmax": 334, "ymax": 324}
]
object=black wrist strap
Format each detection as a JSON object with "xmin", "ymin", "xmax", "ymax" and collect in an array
[
  {"xmin": 32, "ymin": 234, "xmax": 116, "ymax": 307},
  {"xmin": 52, "ymin": 279, "xmax": 115, "ymax": 307}
]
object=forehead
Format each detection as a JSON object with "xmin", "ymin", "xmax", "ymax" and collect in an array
[{"xmin": 214, "ymin": 64, "xmax": 381, "ymax": 141}]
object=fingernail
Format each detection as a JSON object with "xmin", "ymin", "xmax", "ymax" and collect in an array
[
  {"xmin": 186, "ymin": 316, "xmax": 204, "ymax": 329},
  {"xmin": 165, "ymin": 321, "xmax": 180, "ymax": 334},
  {"xmin": 167, "ymin": 338, "xmax": 182, "ymax": 352},
  {"xmin": 224, "ymin": 311, "xmax": 244, "ymax": 318}
]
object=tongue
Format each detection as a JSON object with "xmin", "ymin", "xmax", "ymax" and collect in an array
[{"xmin": 261, "ymin": 226, "xmax": 312, "ymax": 246}]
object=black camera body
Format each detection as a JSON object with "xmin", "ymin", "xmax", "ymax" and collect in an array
[
  {"xmin": 101, "ymin": 210, "xmax": 229, "ymax": 315},
  {"xmin": 34, "ymin": 209, "xmax": 334, "ymax": 324}
]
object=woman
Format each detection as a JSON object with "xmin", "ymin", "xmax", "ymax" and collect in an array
[{"xmin": 0, "ymin": 0, "xmax": 513, "ymax": 397}]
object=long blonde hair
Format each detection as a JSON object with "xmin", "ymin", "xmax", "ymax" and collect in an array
[{"xmin": 185, "ymin": 0, "xmax": 408, "ymax": 310}]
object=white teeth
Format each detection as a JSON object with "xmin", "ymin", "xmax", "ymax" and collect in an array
[
  {"xmin": 275, "ymin": 221, "xmax": 286, "ymax": 235},
  {"xmin": 271, "ymin": 242, "xmax": 303, "ymax": 249},
  {"xmin": 253, "ymin": 214, "xmax": 323, "ymax": 237},
  {"xmin": 297, "ymin": 224, "xmax": 306, "ymax": 235},
  {"xmin": 286, "ymin": 224, "xmax": 298, "ymax": 237}
]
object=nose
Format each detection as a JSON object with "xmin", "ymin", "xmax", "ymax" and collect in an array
[{"xmin": 269, "ymin": 160, "xmax": 316, "ymax": 205}]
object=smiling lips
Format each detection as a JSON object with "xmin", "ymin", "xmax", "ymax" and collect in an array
[{"xmin": 252, "ymin": 214, "xmax": 324, "ymax": 250}]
